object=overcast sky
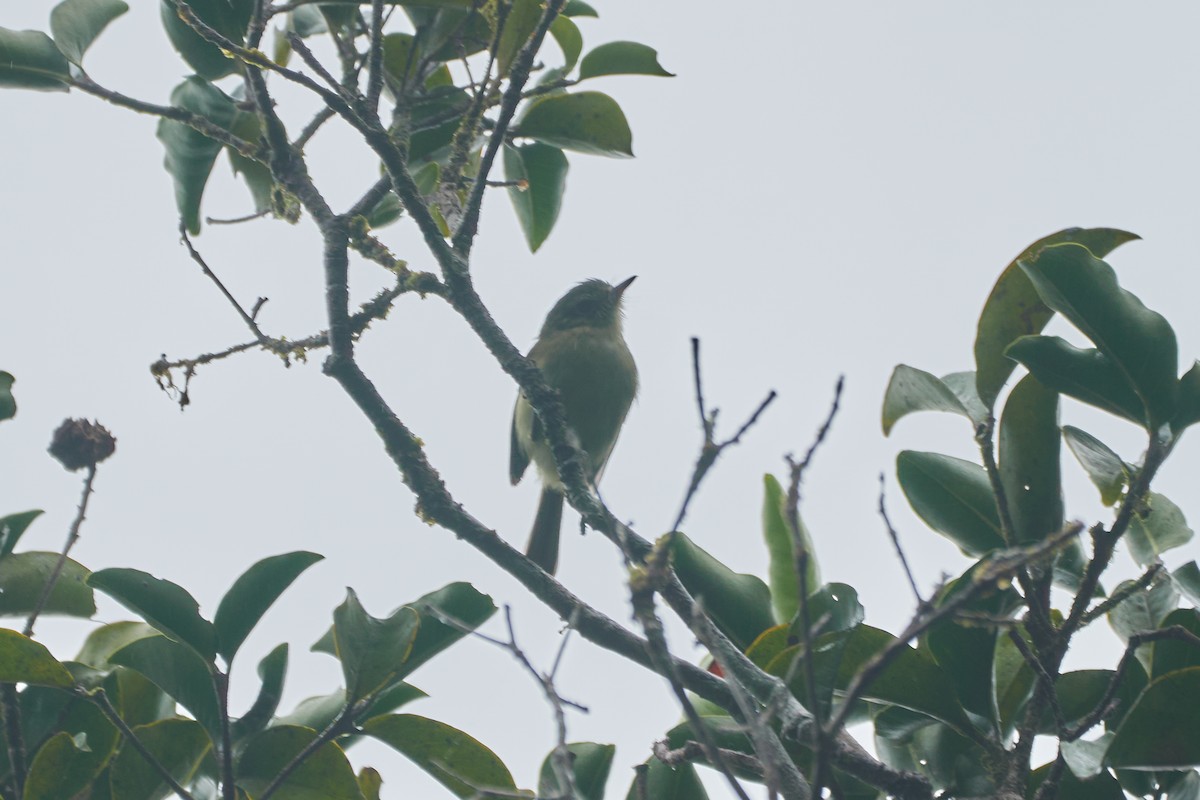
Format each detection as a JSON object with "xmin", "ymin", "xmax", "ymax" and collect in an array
[{"xmin": 4, "ymin": 2, "xmax": 1200, "ymax": 797}]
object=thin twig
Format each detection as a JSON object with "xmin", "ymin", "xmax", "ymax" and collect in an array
[
  {"xmin": 1005, "ymin": 629, "xmax": 1066, "ymax": 735},
  {"xmin": 653, "ymin": 739, "xmax": 765, "ymax": 779},
  {"xmin": 24, "ymin": 464, "xmax": 98, "ymax": 637},
  {"xmin": 179, "ymin": 223, "xmax": 267, "ymax": 342},
  {"xmin": 206, "ymin": 209, "xmax": 271, "ymax": 226},
  {"xmin": 88, "ymin": 689, "xmax": 198, "ymax": 800},
  {"xmin": 878, "ymin": 473, "xmax": 924, "ymax": 606},
  {"xmin": 294, "ymin": 107, "xmax": 337, "ymax": 151},
  {"xmin": 1079, "ymin": 562, "xmax": 1164, "ymax": 626},
  {"xmin": 365, "ymin": 0, "xmax": 386, "ymax": 113}
]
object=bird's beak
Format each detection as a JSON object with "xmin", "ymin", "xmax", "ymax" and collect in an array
[{"xmin": 613, "ymin": 276, "xmax": 636, "ymax": 300}]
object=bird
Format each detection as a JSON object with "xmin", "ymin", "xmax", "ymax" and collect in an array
[{"xmin": 510, "ymin": 277, "xmax": 639, "ymax": 575}]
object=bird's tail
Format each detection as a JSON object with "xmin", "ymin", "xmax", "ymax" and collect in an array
[{"xmin": 526, "ymin": 487, "xmax": 564, "ymax": 575}]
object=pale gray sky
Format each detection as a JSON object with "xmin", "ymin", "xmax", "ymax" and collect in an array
[{"xmin": 4, "ymin": 2, "xmax": 1200, "ymax": 797}]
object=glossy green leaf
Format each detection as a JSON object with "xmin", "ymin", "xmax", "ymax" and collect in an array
[
  {"xmin": 1063, "ymin": 425, "xmax": 1128, "ymax": 506},
  {"xmin": 107, "ymin": 666, "xmax": 176, "ymax": 728},
  {"xmin": 504, "ymin": 143, "xmax": 568, "ymax": 252},
  {"xmin": 313, "ymin": 582, "xmax": 495, "ymax": 684},
  {"xmin": 895, "ymin": 450, "xmax": 1004, "ymax": 556},
  {"xmin": 290, "ymin": 5, "xmax": 327, "ymax": 36},
  {"xmin": 578, "ymin": 40, "xmax": 673, "ymax": 80},
  {"xmin": 0, "ymin": 551, "xmax": 95, "ymax": 617},
  {"xmin": 998, "ymin": 374, "xmax": 1063, "ymax": 544},
  {"xmin": 0, "ymin": 509, "xmax": 42, "ymax": 557},
  {"xmin": 549, "ymin": 15, "xmax": 582, "ymax": 70},
  {"xmin": 539, "ymin": 742, "xmax": 613, "ymax": 800},
  {"xmin": 1007, "ymin": 335, "xmax": 1145, "ymax": 424},
  {"xmin": 238, "ymin": 725, "xmax": 362, "ymax": 799},
  {"xmin": 0, "ymin": 629, "xmax": 73, "ymax": 686},
  {"xmin": 941, "ymin": 371, "xmax": 990, "ymax": 424},
  {"xmin": 881, "ymin": 365, "xmax": 975, "ymax": 435},
  {"xmin": 1174, "ymin": 561, "xmax": 1200, "ymax": 608},
  {"xmin": 1041, "ymin": 665, "xmax": 1147, "ymax": 735},
  {"xmin": 277, "ymin": 682, "xmax": 425, "ymax": 736},
  {"xmin": 227, "ymin": 109, "xmax": 273, "ymax": 212},
  {"xmin": 155, "ymin": 76, "xmax": 238, "ymax": 235},
  {"xmin": 993, "ymin": 625, "xmax": 1035, "ymax": 737},
  {"xmin": 231, "ymin": 643, "xmax": 288, "ymax": 742},
  {"xmin": 1029, "ymin": 758, "xmax": 1125, "ymax": 800},
  {"xmin": 0, "ymin": 371, "xmax": 14, "ymax": 420},
  {"xmin": 671, "ymin": 531, "xmax": 775, "ymax": 650},
  {"xmin": 625, "ymin": 758, "xmax": 707, "ymax": 800},
  {"xmin": 1152, "ymin": 609, "xmax": 1200, "ymax": 679},
  {"xmin": 762, "ymin": 473, "xmax": 819, "ymax": 624},
  {"xmin": 1173, "ymin": 361, "xmax": 1200, "ymax": 433},
  {"xmin": 1020, "ymin": 243, "xmax": 1177, "ymax": 428},
  {"xmin": 768, "ymin": 624, "xmax": 975, "ymax": 736},
  {"xmin": 1108, "ymin": 667, "xmax": 1200, "ymax": 769},
  {"xmin": 76, "ymin": 621, "xmax": 159, "ymax": 667},
  {"xmin": 1127, "ymin": 492, "xmax": 1194, "ymax": 566},
  {"xmin": 564, "ymin": 0, "xmax": 598, "ymax": 16},
  {"xmin": 495, "ymin": 0, "xmax": 540, "ymax": 76},
  {"xmin": 1053, "ymin": 534, "xmax": 1098, "ymax": 595},
  {"xmin": 333, "ymin": 589, "xmax": 420, "ymax": 703},
  {"xmin": 214, "ymin": 551, "xmax": 321, "ymax": 662},
  {"xmin": 89, "ymin": 567, "xmax": 216, "ymax": 661},
  {"xmin": 24, "ymin": 732, "xmax": 110, "ymax": 800},
  {"xmin": 874, "ymin": 715, "xmax": 993, "ymax": 794},
  {"xmin": 792, "ymin": 582, "xmax": 864, "ymax": 640},
  {"xmin": 381, "ymin": 32, "xmax": 420, "ymax": 95},
  {"xmin": 1109, "ymin": 575, "xmax": 1180, "ymax": 673},
  {"xmin": 109, "ymin": 634, "xmax": 221, "ymax": 739},
  {"xmin": 50, "ymin": 0, "xmax": 128, "ymax": 66},
  {"xmin": 363, "ymin": 713, "xmax": 515, "ymax": 798},
  {"xmin": 159, "ymin": 0, "xmax": 248, "ymax": 80},
  {"xmin": 109, "ymin": 718, "xmax": 212, "ymax": 800},
  {"xmin": 517, "ymin": 91, "xmax": 633, "ymax": 157},
  {"xmin": 0, "ymin": 28, "xmax": 71, "ymax": 91},
  {"xmin": 974, "ymin": 227, "xmax": 1140, "ymax": 409}
]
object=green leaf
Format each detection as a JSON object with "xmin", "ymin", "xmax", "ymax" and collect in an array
[
  {"xmin": 495, "ymin": 0, "xmax": 540, "ymax": 76},
  {"xmin": 0, "ymin": 629, "xmax": 73, "ymax": 686},
  {"xmin": 761, "ymin": 473, "xmax": 819, "ymax": 624},
  {"xmin": 994, "ymin": 625, "xmax": 1035, "ymax": 737},
  {"xmin": 517, "ymin": 91, "xmax": 633, "ymax": 157},
  {"xmin": 504, "ymin": 143, "xmax": 568, "ymax": 252},
  {"xmin": 0, "ymin": 371, "xmax": 14, "ymax": 421},
  {"xmin": 1007, "ymin": 335, "xmax": 1145, "ymax": 424},
  {"xmin": 671, "ymin": 531, "xmax": 775, "ymax": 650},
  {"xmin": 1152, "ymin": 609, "xmax": 1200, "ymax": 679},
  {"xmin": 158, "ymin": 0, "xmax": 245, "ymax": 80},
  {"xmin": 895, "ymin": 450, "xmax": 1004, "ymax": 556},
  {"xmin": 1173, "ymin": 561, "xmax": 1200, "ymax": 608},
  {"xmin": 998, "ymin": 374, "xmax": 1063, "ymax": 544},
  {"xmin": 578, "ymin": 41, "xmax": 673, "ymax": 80},
  {"xmin": 89, "ymin": 567, "xmax": 216, "ymax": 662},
  {"xmin": 50, "ymin": 0, "xmax": 129, "ymax": 66},
  {"xmin": 1127, "ymin": 492, "xmax": 1194, "ymax": 566},
  {"xmin": 792, "ymin": 582, "xmax": 864, "ymax": 640},
  {"xmin": 0, "ymin": 28, "xmax": 71, "ymax": 91},
  {"xmin": 227, "ymin": 109, "xmax": 273, "ymax": 212},
  {"xmin": 881, "ymin": 365, "xmax": 975, "ymax": 435},
  {"xmin": 1107, "ymin": 667, "xmax": 1200, "ymax": 770},
  {"xmin": 563, "ymin": 0, "xmax": 598, "ymax": 17},
  {"xmin": 156, "ymin": 76, "xmax": 238, "ymax": 235},
  {"xmin": 231, "ymin": 643, "xmax": 288, "ymax": 742},
  {"xmin": 626, "ymin": 758, "xmax": 707, "ymax": 800},
  {"xmin": 363, "ymin": 714, "xmax": 515, "ymax": 798},
  {"xmin": 0, "ymin": 551, "xmax": 95, "ymax": 618},
  {"xmin": 1109, "ymin": 575, "xmax": 1180, "ymax": 673},
  {"xmin": 0, "ymin": 509, "xmax": 43, "ymax": 557},
  {"xmin": 381, "ymin": 32, "xmax": 420, "ymax": 95},
  {"xmin": 214, "ymin": 551, "xmax": 322, "ymax": 662},
  {"xmin": 313, "ymin": 582, "xmax": 496, "ymax": 684},
  {"xmin": 76, "ymin": 621, "xmax": 159, "ymax": 667},
  {"xmin": 333, "ymin": 589, "xmax": 420, "ymax": 703},
  {"xmin": 1173, "ymin": 361, "xmax": 1200, "ymax": 433},
  {"xmin": 539, "ymin": 742, "xmax": 613, "ymax": 800},
  {"xmin": 768, "ymin": 625, "xmax": 976, "ymax": 736},
  {"xmin": 290, "ymin": 5, "xmax": 327, "ymax": 37},
  {"xmin": 1020, "ymin": 242, "xmax": 1178, "ymax": 428},
  {"xmin": 1042, "ymin": 666, "xmax": 1147, "ymax": 735},
  {"xmin": 1063, "ymin": 425, "xmax": 1128, "ymax": 506},
  {"xmin": 974, "ymin": 227, "xmax": 1140, "ymax": 409},
  {"xmin": 277, "ymin": 683, "xmax": 425, "ymax": 735},
  {"xmin": 25, "ymin": 734, "xmax": 106, "ymax": 800},
  {"xmin": 549, "ymin": 15, "xmax": 582, "ymax": 70},
  {"xmin": 108, "ymin": 666, "xmax": 176, "ymax": 728},
  {"xmin": 109, "ymin": 718, "xmax": 212, "ymax": 800},
  {"xmin": 238, "ymin": 725, "xmax": 363, "ymax": 799},
  {"xmin": 1029, "ymin": 758, "xmax": 1125, "ymax": 800},
  {"xmin": 109, "ymin": 634, "xmax": 221, "ymax": 739}
]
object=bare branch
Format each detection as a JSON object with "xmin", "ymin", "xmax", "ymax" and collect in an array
[
  {"xmin": 23, "ymin": 465, "xmax": 98, "ymax": 637},
  {"xmin": 878, "ymin": 473, "xmax": 924, "ymax": 606}
]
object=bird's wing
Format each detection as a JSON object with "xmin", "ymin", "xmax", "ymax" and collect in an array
[{"xmin": 509, "ymin": 396, "xmax": 531, "ymax": 485}]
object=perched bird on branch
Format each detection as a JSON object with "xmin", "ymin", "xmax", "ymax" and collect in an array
[{"xmin": 510, "ymin": 277, "xmax": 639, "ymax": 575}]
